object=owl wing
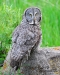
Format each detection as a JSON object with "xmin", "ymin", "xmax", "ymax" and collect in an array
[
  {"xmin": 12, "ymin": 26, "xmax": 19, "ymax": 43},
  {"xmin": 11, "ymin": 27, "xmax": 39, "ymax": 62}
]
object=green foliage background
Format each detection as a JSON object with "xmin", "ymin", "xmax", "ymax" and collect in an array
[{"xmin": 0, "ymin": 0, "xmax": 60, "ymax": 66}]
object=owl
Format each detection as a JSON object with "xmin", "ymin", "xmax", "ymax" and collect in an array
[{"xmin": 10, "ymin": 7, "xmax": 42, "ymax": 71}]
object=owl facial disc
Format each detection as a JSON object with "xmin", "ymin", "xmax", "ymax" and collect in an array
[{"xmin": 25, "ymin": 7, "xmax": 41, "ymax": 25}]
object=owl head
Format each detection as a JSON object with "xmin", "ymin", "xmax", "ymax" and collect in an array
[{"xmin": 24, "ymin": 7, "xmax": 41, "ymax": 25}]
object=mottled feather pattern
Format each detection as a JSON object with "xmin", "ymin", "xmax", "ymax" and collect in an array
[{"xmin": 10, "ymin": 7, "xmax": 42, "ymax": 70}]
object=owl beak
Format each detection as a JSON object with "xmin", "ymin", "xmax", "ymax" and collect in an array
[
  {"xmin": 29, "ymin": 17, "xmax": 35, "ymax": 25},
  {"xmin": 29, "ymin": 21, "xmax": 35, "ymax": 25},
  {"xmin": 33, "ymin": 17, "xmax": 35, "ymax": 21},
  {"xmin": 31, "ymin": 17, "xmax": 35, "ymax": 24},
  {"xmin": 33, "ymin": 17, "xmax": 35, "ymax": 24}
]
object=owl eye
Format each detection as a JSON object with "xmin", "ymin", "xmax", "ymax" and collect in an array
[
  {"xmin": 29, "ymin": 13, "xmax": 32, "ymax": 17},
  {"xmin": 35, "ymin": 12, "xmax": 38, "ymax": 16}
]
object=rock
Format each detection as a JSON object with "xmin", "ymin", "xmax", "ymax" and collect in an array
[
  {"xmin": 2, "ymin": 47, "xmax": 60, "ymax": 75},
  {"xmin": 21, "ymin": 47, "xmax": 60, "ymax": 75}
]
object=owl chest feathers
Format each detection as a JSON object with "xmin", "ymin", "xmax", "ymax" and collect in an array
[
  {"xmin": 20, "ymin": 23, "xmax": 41, "ymax": 45},
  {"xmin": 12, "ymin": 22, "xmax": 41, "ymax": 47}
]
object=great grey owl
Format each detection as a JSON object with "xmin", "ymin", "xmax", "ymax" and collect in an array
[{"xmin": 10, "ymin": 7, "xmax": 42, "ymax": 71}]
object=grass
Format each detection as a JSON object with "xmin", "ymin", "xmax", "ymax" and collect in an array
[
  {"xmin": 0, "ymin": 0, "xmax": 60, "ymax": 47},
  {"xmin": 0, "ymin": 0, "xmax": 60, "ymax": 74}
]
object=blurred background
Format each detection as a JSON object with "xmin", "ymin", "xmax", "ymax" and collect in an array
[{"xmin": 0, "ymin": 0, "xmax": 60, "ymax": 68}]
